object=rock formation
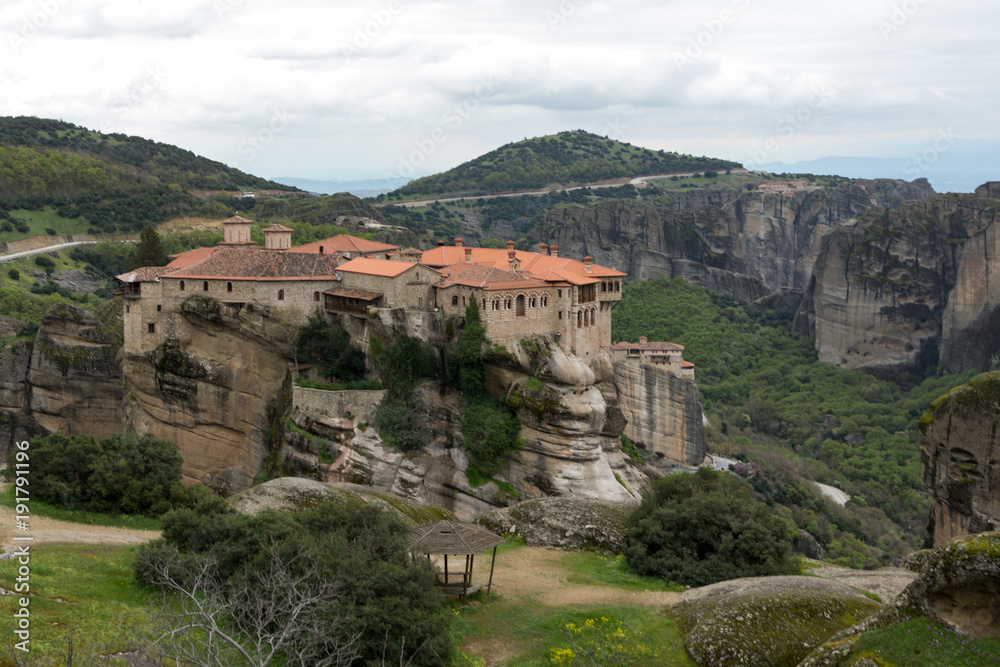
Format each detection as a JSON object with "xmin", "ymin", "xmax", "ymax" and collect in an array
[
  {"xmin": 530, "ymin": 180, "xmax": 932, "ymax": 302},
  {"xmin": 796, "ymin": 189, "xmax": 1000, "ymax": 379},
  {"xmin": 477, "ymin": 497, "xmax": 635, "ymax": 553},
  {"xmin": 122, "ymin": 298, "xmax": 299, "ymax": 494},
  {"xmin": 919, "ymin": 371, "xmax": 1000, "ymax": 547},
  {"xmin": 612, "ymin": 359, "xmax": 705, "ymax": 464},
  {"xmin": 0, "ymin": 303, "xmax": 122, "ymax": 460}
]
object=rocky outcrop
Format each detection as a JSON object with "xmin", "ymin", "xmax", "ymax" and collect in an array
[
  {"xmin": 612, "ymin": 359, "xmax": 705, "ymax": 464},
  {"xmin": 279, "ymin": 334, "xmax": 662, "ymax": 521},
  {"xmin": 530, "ymin": 180, "xmax": 931, "ymax": 302},
  {"xmin": 230, "ymin": 476, "xmax": 457, "ymax": 526},
  {"xmin": 919, "ymin": 372, "xmax": 1000, "ymax": 547},
  {"xmin": 477, "ymin": 497, "xmax": 635, "ymax": 553},
  {"xmin": 28, "ymin": 303, "xmax": 122, "ymax": 439},
  {"xmin": 123, "ymin": 299, "xmax": 299, "ymax": 493},
  {"xmin": 0, "ymin": 304, "xmax": 121, "ymax": 460},
  {"xmin": 670, "ymin": 575, "xmax": 882, "ymax": 667},
  {"xmin": 796, "ymin": 190, "xmax": 1000, "ymax": 379}
]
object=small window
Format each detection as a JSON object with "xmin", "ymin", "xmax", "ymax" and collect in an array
[
  {"xmin": 126, "ymin": 305, "xmax": 130, "ymax": 314},
  {"xmin": 278, "ymin": 289, "xmax": 285, "ymax": 301},
  {"xmin": 452, "ymin": 295, "xmax": 459, "ymax": 306},
  {"xmin": 558, "ymin": 311, "xmax": 562, "ymax": 320},
  {"xmin": 314, "ymin": 291, "xmax": 320, "ymax": 301},
  {"xmin": 558, "ymin": 289, "xmax": 562, "ymax": 298},
  {"xmin": 482, "ymin": 298, "xmax": 486, "ymax": 309},
  {"xmin": 180, "ymin": 280, "xmax": 185, "ymax": 291},
  {"xmin": 602, "ymin": 282, "xmax": 607, "ymax": 292},
  {"xmin": 227, "ymin": 282, "xmax": 233, "ymax": 292},
  {"xmin": 156, "ymin": 304, "xmax": 162, "ymax": 312},
  {"xmin": 147, "ymin": 323, "xmax": 155, "ymax": 334},
  {"xmin": 203, "ymin": 281, "xmax": 209, "ymax": 291},
  {"xmin": 543, "ymin": 295, "xmax": 548, "ymax": 307},
  {"xmin": 615, "ymin": 282, "xmax": 620, "ymax": 292}
]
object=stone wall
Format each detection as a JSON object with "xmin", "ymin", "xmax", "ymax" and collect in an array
[
  {"xmin": 338, "ymin": 265, "xmax": 439, "ymax": 310},
  {"xmin": 292, "ymin": 386, "xmax": 385, "ymax": 423}
]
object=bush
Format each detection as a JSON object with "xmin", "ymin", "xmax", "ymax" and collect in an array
[
  {"xmin": 297, "ymin": 310, "xmax": 366, "ymax": 384},
  {"xmin": 624, "ymin": 468, "xmax": 796, "ymax": 586},
  {"xmin": 7, "ymin": 269, "xmax": 18, "ymax": 280},
  {"xmin": 33, "ymin": 254, "xmax": 55, "ymax": 268},
  {"xmin": 136, "ymin": 500, "xmax": 452, "ymax": 666},
  {"xmin": 3, "ymin": 431, "xmax": 216, "ymax": 517}
]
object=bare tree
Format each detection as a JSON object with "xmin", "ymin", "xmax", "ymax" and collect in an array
[{"xmin": 140, "ymin": 544, "xmax": 361, "ymax": 667}]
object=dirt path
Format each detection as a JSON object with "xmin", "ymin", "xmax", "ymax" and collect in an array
[
  {"xmin": 485, "ymin": 546, "xmax": 682, "ymax": 607},
  {"xmin": 0, "ymin": 503, "xmax": 160, "ymax": 554}
]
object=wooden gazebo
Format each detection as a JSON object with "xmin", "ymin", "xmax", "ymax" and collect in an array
[{"xmin": 406, "ymin": 521, "xmax": 506, "ymax": 602}]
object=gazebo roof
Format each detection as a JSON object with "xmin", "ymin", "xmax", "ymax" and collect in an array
[{"xmin": 406, "ymin": 521, "xmax": 505, "ymax": 555}]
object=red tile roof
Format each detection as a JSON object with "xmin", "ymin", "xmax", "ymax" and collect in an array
[
  {"xmin": 289, "ymin": 234, "xmax": 398, "ymax": 255},
  {"xmin": 323, "ymin": 287, "xmax": 384, "ymax": 301},
  {"xmin": 438, "ymin": 264, "xmax": 550, "ymax": 290},
  {"xmin": 335, "ymin": 257, "xmax": 419, "ymax": 277},
  {"xmin": 421, "ymin": 245, "xmax": 625, "ymax": 286},
  {"xmin": 682, "ymin": 361, "xmax": 696, "ymax": 368},
  {"xmin": 167, "ymin": 246, "xmax": 219, "ymax": 268},
  {"xmin": 263, "ymin": 224, "xmax": 293, "ymax": 232},
  {"xmin": 222, "ymin": 216, "xmax": 254, "ymax": 225},
  {"xmin": 165, "ymin": 247, "xmax": 344, "ymax": 280},
  {"xmin": 115, "ymin": 266, "xmax": 175, "ymax": 283}
]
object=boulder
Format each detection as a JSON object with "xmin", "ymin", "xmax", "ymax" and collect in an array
[{"xmin": 477, "ymin": 497, "xmax": 636, "ymax": 553}]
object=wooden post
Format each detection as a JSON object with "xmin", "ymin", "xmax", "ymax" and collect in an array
[
  {"xmin": 463, "ymin": 555, "xmax": 470, "ymax": 603},
  {"xmin": 469, "ymin": 554, "xmax": 475, "ymax": 586},
  {"xmin": 444, "ymin": 554, "xmax": 448, "ymax": 584},
  {"xmin": 487, "ymin": 546, "xmax": 498, "ymax": 596}
]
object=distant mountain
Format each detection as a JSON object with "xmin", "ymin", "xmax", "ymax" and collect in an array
[
  {"xmin": 389, "ymin": 130, "xmax": 741, "ymax": 199},
  {"xmin": 0, "ymin": 116, "xmax": 299, "ymax": 233},
  {"xmin": 271, "ymin": 176, "xmax": 411, "ymax": 197},
  {"xmin": 758, "ymin": 146, "xmax": 999, "ymax": 194}
]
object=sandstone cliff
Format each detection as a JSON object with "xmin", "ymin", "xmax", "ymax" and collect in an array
[
  {"xmin": 797, "ymin": 190, "xmax": 1000, "ymax": 378},
  {"xmin": 123, "ymin": 298, "xmax": 299, "ymax": 493},
  {"xmin": 0, "ymin": 303, "xmax": 122, "ymax": 460},
  {"xmin": 529, "ymin": 180, "xmax": 932, "ymax": 302},
  {"xmin": 919, "ymin": 371, "xmax": 1000, "ymax": 547},
  {"xmin": 278, "ymin": 334, "xmax": 662, "ymax": 521},
  {"xmin": 612, "ymin": 359, "xmax": 705, "ymax": 465}
]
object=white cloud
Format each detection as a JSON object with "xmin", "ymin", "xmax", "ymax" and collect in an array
[{"xmin": 0, "ymin": 0, "xmax": 997, "ymax": 179}]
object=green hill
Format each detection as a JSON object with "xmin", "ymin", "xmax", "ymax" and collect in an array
[
  {"xmin": 388, "ymin": 130, "xmax": 741, "ymax": 198},
  {"xmin": 0, "ymin": 117, "xmax": 299, "ymax": 234}
]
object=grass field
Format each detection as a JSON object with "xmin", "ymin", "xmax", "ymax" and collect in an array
[
  {"xmin": 0, "ymin": 485, "xmax": 162, "ymax": 531},
  {"xmin": 0, "ymin": 544, "xmax": 154, "ymax": 665},
  {"xmin": 1, "ymin": 208, "xmax": 90, "ymax": 243}
]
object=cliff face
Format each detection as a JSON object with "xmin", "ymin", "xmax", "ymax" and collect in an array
[
  {"xmin": 612, "ymin": 360, "xmax": 705, "ymax": 465},
  {"xmin": 0, "ymin": 304, "xmax": 121, "ymax": 460},
  {"xmin": 798, "ymin": 191, "xmax": 1000, "ymax": 378},
  {"xmin": 123, "ymin": 299, "xmax": 299, "ymax": 493},
  {"xmin": 279, "ymin": 335, "xmax": 663, "ymax": 521},
  {"xmin": 530, "ymin": 180, "xmax": 931, "ymax": 302},
  {"xmin": 919, "ymin": 371, "xmax": 1000, "ymax": 547}
]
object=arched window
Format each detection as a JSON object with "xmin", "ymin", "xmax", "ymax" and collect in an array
[
  {"xmin": 542, "ymin": 293, "xmax": 548, "ymax": 307},
  {"xmin": 584, "ymin": 310, "xmax": 589, "ymax": 327},
  {"xmin": 493, "ymin": 299, "xmax": 500, "ymax": 311},
  {"xmin": 203, "ymin": 281, "xmax": 209, "ymax": 291},
  {"xmin": 505, "ymin": 298, "xmax": 512, "ymax": 310},
  {"xmin": 591, "ymin": 307, "xmax": 597, "ymax": 325},
  {"xmin": 516, "ymin": 294, "xmax": 525, "ymax": 317},
  {"xmin": 227, "ymin": 282, "xmax": 233, "ymax": 292},
  {"xmin": 452, "ymin": 295, "xmax": 459, "ymax": 306},
  {"xmin": 462, "ymin": 296, "xmax": 466, "ymax": 306},
  {"xmin": 314, "ymin": 291, "xmax": 320, "ymax": 301},
  {"xmin": 482, "ymin": 298, "xmax": 487, "ymax": 309},
  {"xmin": 278, "ymin": 289, "xmax": 285, "ymax": 301},
  {"xmin": 179, "ymin": 280, "xmax": 185, "ymax": 291},
  {"xmin": 577, "ymin": 311, "xmax": 582, "ymax": 328}
]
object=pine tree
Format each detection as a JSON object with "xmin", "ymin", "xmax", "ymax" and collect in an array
[{"xmin": 129, "ymin": 226, "xmax": 168, "ymax": 269}]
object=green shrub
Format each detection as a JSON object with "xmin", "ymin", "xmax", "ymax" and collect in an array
[
  {"xmin": 625, "ymin": 468, "xmax": 796, "ymax": 586},
  {"xmin": 7, "ymin": 268, "xmax": 18, "ymax": 280},
  {"xmin": 136, "ymin": 500, "xmax": 452, "ymax": 666},
  {"xmin": 297, "ymin": 310, "xmax": 366, "ymax": 383},
  {"xmin": 3, "ymin": 431, "xmax": 218, "ymax": 517}
]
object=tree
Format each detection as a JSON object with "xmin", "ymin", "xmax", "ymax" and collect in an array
[
  {"xmin": 624, "ymin": 468, "xmax": 796, "ymax": 586},
  {"xmin": 130, "ymin": 225, "xmax": 168, "ymax": 269}
]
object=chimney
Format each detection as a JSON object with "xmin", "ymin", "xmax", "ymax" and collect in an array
[
  {"xmin": 506, "ymin": 240, "xmax": 515, "ymax": 250},
  {"xmin": 539, "ymin": 243, "xmax": 549, "ymax": 255},
  {"xmin": 639, "ymin": 336, "xmax": 648, "ymax": 344},
  {"xmin": 386, "ymin": 251, "xmax": 393, "ymax": 260},
  {"xmin": 318, "ymin": 245, "xmax": 324, "ymax": 258},
  {"xmin": 464, "ymin": 247, "xmax": 472, "ymax": 262},
  {"xmin": 455, "ymin": 237, "xmax": 463, "ymax": 247},
  {"xmin": 437, "ymin": 240, "xmax": 445, "ymax": 247},
  {"xmin": 508, "ymin": 250, "xmax": 520, "ymax": 275},
  {"xmin": 583, "ymin": 256, "xmax": 593, "ymax": 273},
  {"xmin": 550, "ymin": 244, "xmax": 559, "ymax": 257}
]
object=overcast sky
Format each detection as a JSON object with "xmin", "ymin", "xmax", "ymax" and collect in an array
[{"xmin": 2, "ymin": 0, "xmax": 997, "ymax": 182}]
